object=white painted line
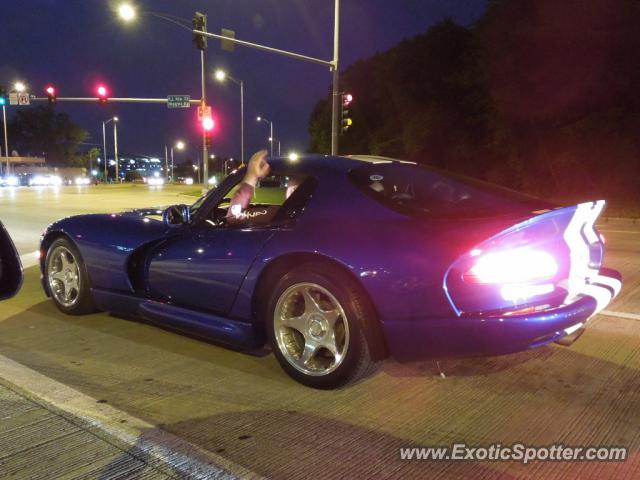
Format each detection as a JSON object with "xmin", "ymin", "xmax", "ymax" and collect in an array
[
  {"xmin": 0, "ymin": 354, "xmax": 262, "ymax": 480},
  {"xmin": 600, "ymin": 310, "xmax": 640, "ymax": 321},
  {"xmin": 19, "ymin": 250, "xmax": 40, "ymax": 269}
]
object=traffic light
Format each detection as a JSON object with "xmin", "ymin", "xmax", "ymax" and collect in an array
[
  {"xmin": 341, "ymin": 93, "xmax": 353, "ymax": 133},
  {"xmin": 202, "ymin": 112, "xmax": 214, "ymax": 149},
  {"xmin": 45, "ymin": 85, "xmax": 57, "ymax": 105},
  {"xmin": 0, "ymin": 86, "xmax": 6, "ymax": 106},
  {"xmin": 96, "ymin": 85, "xmax": 108, "ymax": 104},
  {"xmin": 193, "ymin": 12, "xmax": 207, "ymax": 50}
]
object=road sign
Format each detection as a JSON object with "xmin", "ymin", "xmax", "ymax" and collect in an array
[
  {"xmin": 221, "ymin": 28, "xmax": 236, "ymax": 52},
  {"xmin": 197, "ymin": 105, "xmax": 212, "ymax": 120},
  {"xmin": 167, "ymin": 95, "xmax": 190, "ymax": 108},
  {"xmin": 9, "ymin": 93, "xmax": 18, "ymax": 105},
  {"xmin": 18, "ymin": 93, "xmax": 30, "ymax": 105}
]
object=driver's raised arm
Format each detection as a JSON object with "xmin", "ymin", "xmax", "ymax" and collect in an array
[{"xmin": 226, "ymin": 150, "xmax": 270, "ymax": 221}]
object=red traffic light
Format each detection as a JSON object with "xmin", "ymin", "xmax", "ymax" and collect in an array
[
  {"xmin": 202, "ymin": 117, "xmax": 215, "ymax": 131},
  {"xmin": 96, "ymin": 85, "xmax": 108, "ymax": 105},
  {"xmin": 343, "ymin": 93, "xmax": 353, "ymax": 105},
  {"xmin": 45, "ymin": 85, "xmax": 57, "ymax": 105}
]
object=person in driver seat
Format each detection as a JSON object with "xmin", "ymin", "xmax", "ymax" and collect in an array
[
  {"xmin": 226, "ymin": 150, "xmax": 271, "ymax": 222},
  {"xmin": 226, "ymin": 150, "xmax": 302, "ymax": 224}
]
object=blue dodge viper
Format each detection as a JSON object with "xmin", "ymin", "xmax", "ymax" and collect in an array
[{"xmin": 39, "ymin": 155, "xmax": 621, "ymax": 388}]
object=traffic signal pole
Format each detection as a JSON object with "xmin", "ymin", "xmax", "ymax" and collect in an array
[
  {"xmin": 193, "ymin": 0, "xmax": 341, "ymax": 155},
  {"xmin": 330, "ymin": 0, "xmax": 340, "ymax": 155},
  {"xmin": 201, "ymin": 49, "xmax": 208, "ymax": 190}
]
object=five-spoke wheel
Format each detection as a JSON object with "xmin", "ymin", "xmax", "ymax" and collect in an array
[
  {"xmin": 45, "ymin": 238, "xmax": 95, "ymax": 314},
  {"xmin": 274, "ymin": 283, "xmax": 349, "ymax": 376},
  {"xmin": 267, "ymin": 262, "xmax": 376, "ymax": 388}
]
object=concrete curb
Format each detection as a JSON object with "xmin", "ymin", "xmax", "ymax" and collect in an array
[{"xmin": 0, "ymin": 354, "xmax": 263, "ymax": 480}]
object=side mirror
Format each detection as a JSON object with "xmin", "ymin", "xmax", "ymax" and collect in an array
[
  {"xmin": 162, "ymin": 204, "xmax": 191, "ymax": 227},
  {"xmin": 0, "ymin": 221, "xmax": 22, "ymax": 300}
]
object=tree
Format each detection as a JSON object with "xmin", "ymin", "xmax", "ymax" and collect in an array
[
  {"xmin": 7, "ymin": 105, "xmax": 89, "ymax": 167},
  {"xmin": 308, "ymin": 2, "xmax": 640, "ymax": 204}
]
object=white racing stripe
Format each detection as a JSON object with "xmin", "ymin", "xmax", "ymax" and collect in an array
[
  {"xmin": 564, "ymin": 322, "xmax": 584, "ymax": 336},
  {"xmin": 19, "ymin": 250, "xmax": 40, "ymax": 269},
  {"xmin": 592, "ymin": 274, "xmax": 622, "ymax": 297},
  {"xmin": 0, "ymin": 354, "xmax": 261, "ymax": 480},
  {"xmin": 600, "ymin": 310, "xmax": 640, "ymax": 321}
]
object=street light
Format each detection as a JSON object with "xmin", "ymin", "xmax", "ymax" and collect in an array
[
  {"xmin": 288, "ymin": 152, "xmax": 299, "ymax": 162},
  {"xmin": 118, "ymin": 3, "xmax": 136, "ymax": 22},
  {"xmin": 257, "ymin": 116, "xmax": 274, "ymax": 157},
  {"xmin": 268, "ymin": 137, "xmax": 281, "ymax": 157},
  {"xmin": 13, "ymin": 82, "xmax": 26, "ymax": 93},
  {"xmin": 214, "ymin": 68, "xmax": 245, "ymax": 165},
  {"xmin": 168, "ymin": 140, "xmax": 185, "ymax": 180},
  {"xmin": 102, "ymin": 117, "xmax": 119, "ymax": 181},
  {"xmin": 115, "ymin": 5, "xmax": 210, "ymax": 191}
]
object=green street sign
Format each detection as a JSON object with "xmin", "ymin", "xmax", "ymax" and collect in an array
[{"xmin": 167, "ymin": 95, "xmax": 191, "ymax": 108}]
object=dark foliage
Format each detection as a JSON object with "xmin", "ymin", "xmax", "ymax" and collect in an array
[
  {"xmin": 7, "ymin": 105, "xmax": 88, "ymax": 167},
  {"xmin": 309, "ymin": 0, "xmax": 640, "ymax": 203}
]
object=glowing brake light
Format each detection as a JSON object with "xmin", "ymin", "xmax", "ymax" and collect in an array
[{"xmin": 463, "ymin": 249, "xmax": 558, "ymax": 284}]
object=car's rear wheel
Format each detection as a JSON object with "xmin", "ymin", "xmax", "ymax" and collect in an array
[
  {"xmin": 266, "ymin": 263, "xmax": 376, "ymax": 388},
  {"xmin": 45, "ymin": 238, "xmax": 95, "ymax": 315}
]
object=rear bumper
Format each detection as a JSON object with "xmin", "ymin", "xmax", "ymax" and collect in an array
[{"xmin": 384, "ymin": 268, "xmax": 621, "ymax": 361}]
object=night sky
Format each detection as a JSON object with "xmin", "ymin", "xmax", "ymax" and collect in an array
[{"xmin": 1, "ymin": 0, "xmax": 487, "ymax": 162}]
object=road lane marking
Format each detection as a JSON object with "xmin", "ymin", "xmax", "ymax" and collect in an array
[
  {"xmin": 601, "ymin": 310, "xmax": 640, "ymax": 321},
  {"xmin": 0, "ymin": 354, "xmax": 262, "ymax": 480},
  {"xmin": 19, "ymin": 250, "xmax": 40, "ymax": 269}
]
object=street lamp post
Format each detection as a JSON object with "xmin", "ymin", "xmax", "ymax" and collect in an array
[
  {"xmin": 269, "ymin": 137, "xmax": 281, "ymax": 157},
  {"xmin": 2, "ymin": 103, "xmax": 8, "ymax": 175},
  {"xmin": 214, "ymin": 69, "xmax": 244, "ymax": 165},
  {"xmin": 257, "ymin": 116, "xmax": 274, "ymax": 157},
  {"xmin": 117, "ymin": 5, "xmax": 209, "ymax": 189},
  {"xmin": 169, "ymin": 140, "xmax": 185, "ymax": 180},
  {"xmin": 113, "ymin": 119, "xmax": 120, "ymax": 181},
  {"xmin": 102, "ymin": 116, "xmax": 118, "ymax": 181}
]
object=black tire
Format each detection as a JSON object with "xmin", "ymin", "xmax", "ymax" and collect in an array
[
  {"xmin": 45, "ymin": 237, "xmax": 96, "ymax": 315},
  {"xmin": 266, "ymin": 262, "xmax": 378, "ymax": 389}
]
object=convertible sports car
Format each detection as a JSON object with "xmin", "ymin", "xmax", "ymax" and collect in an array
[{"xmin": 39, "ymin": 155, "xmax": 621, "ymax": 388}]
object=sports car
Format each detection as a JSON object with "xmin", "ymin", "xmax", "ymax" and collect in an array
[{"xmin": 39, "ymin": 155, "xmax": 622, "ymax": 388}]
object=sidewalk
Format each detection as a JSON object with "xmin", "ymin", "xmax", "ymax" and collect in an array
[{"xmin": 0, "ymin": 382, "xmax": 170, "ymax": 479}]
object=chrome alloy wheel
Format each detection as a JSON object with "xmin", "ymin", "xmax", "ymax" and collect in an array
[
  {"xmin": 47, "ymin": 246, "xmax": 81, "ymax": 308},
  {"xmin": 274, "ymin": 282, "xmax": 350, "ymax": 376}
]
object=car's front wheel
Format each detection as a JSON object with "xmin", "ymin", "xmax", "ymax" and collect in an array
[
  {"xmin": 45, "ymin": 238, "xmax": 95, "ymax": 315},
  {"xmin": 267, "ymin": 263, "xmax": 377, "ymax": 388}
]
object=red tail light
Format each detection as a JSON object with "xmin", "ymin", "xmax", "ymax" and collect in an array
[{"xmin": 462, "ymin": 248, "xmax": 558, "ymax": 284}]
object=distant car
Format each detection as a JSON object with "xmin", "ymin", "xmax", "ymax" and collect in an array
[{"xmin": 39, "ymin": 155, "xmax": 621, "ymax": 388}]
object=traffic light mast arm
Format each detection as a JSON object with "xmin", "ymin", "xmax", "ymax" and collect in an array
[
  {"xmin": 30, "ymin": 97, "xmax": 202, "ymax": 105},
  {"xmin": 193, "ymin": 29, "xmax": 334, "ymax": 68}
]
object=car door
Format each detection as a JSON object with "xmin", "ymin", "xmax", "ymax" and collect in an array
[
  {"xmin": 145, "ymin": 224, "xmax": 274, "ymax": 315},
  {"xmin": 144, "ymin": 172, "xmax": 298, "ymax": 316}
]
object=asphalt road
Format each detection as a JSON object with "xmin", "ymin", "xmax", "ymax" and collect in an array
[{"xmin": 0, "ymin": 185, "xmax": 639, "ymax": 479}]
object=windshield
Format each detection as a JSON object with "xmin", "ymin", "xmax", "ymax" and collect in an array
[{"xmin": 348, "ymin": 162, "xmax": 554, "ymax": 218}]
